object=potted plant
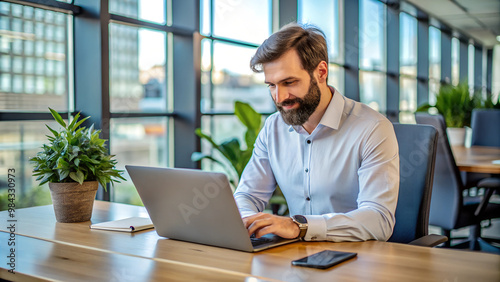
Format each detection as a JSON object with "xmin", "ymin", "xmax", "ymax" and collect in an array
[
  {"xmin": 191, "ymin": 101, "xmax": 287, "ymax": 214},
  {"xmin": 30, "ymin": 108, "xmax": 125, "ymax": 223},
  {"xmin": 417, "ymin": 81, "xmax": 481, "ymax": 146}
]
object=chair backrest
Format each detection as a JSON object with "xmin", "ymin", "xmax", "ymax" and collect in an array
[
  {"xmin": 388, "ymin": 123, "xmax": 437, "ymax": 243},
  {"xmin": 415, "ymin": 113, "xmax": 464, "ymax": 230},
  {"xmin": 471, "ymin": 109, "xmax": 500, "ymax": 147}
]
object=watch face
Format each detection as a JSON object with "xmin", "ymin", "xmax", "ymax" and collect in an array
[{"xmin": 293, "ymin": 215, "xmax": 307, "ymax": 224}]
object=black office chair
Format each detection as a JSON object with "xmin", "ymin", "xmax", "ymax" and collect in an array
[
  {"xmin": 388, "ymin": 123, "xmax": 447, "ymax": 247},
  {"xmin": 469, "ymin": 109, "xmax": 500, "ymax": 251},
  {"xmin": 415, "ymin": 113, "xmax": 500, "ymax": 251},
  {"xmin": 471, "ymin": 109, "xmax": 500, "ymax": 147}
]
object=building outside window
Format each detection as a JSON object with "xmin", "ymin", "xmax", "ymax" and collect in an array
[
  {"xmin": 0, "ymin": 3, "xmax": 69, "ymax": 111},
  {"xmin": 108, "ymin": 0, "xmax": 171, "ymax": 205},
  {"xmin": 0, "ymin": 2, "xmax": 71, "ymax": 209}
]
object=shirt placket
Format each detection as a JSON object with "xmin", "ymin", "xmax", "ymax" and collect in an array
[{"xmin": 303, "ymin": 136, "xmax": 313, "ymax": 214}]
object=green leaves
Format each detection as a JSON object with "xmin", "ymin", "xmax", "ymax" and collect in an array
[
  {"xmin": 58, "ymin": 169, "xmax": 70, "ymax": 181},
  {"xmin": 45, "ymin": 125, "xmax": 59, "ymax": 138},
  {"xmin": 235, "ymin": 101, "xmax": 261, "ymax": 131},
  {"xmin": 69, "ymin": 171, "xmax": 85, "ymax": 184},
  {"xmin": 49, "ymin": 108, "xmax": 67, "ymax": 128},
  {"xmin": 192, "ymin": 101, "xmax": 263, "ymax": 187},
  {"xmin": 30, "ymin": 108, "xmax": 125, "ymax": 190},
  {"xmin": 235, "ymin": 101, "xmax": 262, "ymax": 150},
  {"xmin": 417, "ymin": 81, "xmax": 482, "ymax": 128},
  {"xmin": 483, "ymin": 91, "xmax": 500, "ymax": 109}
]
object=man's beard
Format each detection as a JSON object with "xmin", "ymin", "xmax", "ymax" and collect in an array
[{"xmin": 275, "ymin": 77, "xmax": 321, "ymax": 126}]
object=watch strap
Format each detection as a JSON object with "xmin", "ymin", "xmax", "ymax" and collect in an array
[{"xmin": 291, "ymin": 215, "xmax": 308, "ymax": 239}]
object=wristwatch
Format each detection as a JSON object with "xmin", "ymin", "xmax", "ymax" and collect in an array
[{"xmin": 291, "ymin": 215, "xmax": 308, "ymax": 240}]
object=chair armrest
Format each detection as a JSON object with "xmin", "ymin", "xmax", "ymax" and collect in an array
[
  {"xmin": 475, "ymin": 177, "xmax": 499, "ymax": 216},
  {"xmin": 477, "ymin": 177, "xmax": 500, "ymax": 189},
  {"xmin": 408, "ymin": 234, "xmax": 448, "ymax": 247}
]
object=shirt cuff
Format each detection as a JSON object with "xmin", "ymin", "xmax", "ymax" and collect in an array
[{"xmin": 303, "ymin": 215, "xmax": 327, "ymax": 241}]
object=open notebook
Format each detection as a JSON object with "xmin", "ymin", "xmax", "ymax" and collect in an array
[{"xmin": 90, "ymin": 217, "xmax": 154, "ymax": 232}]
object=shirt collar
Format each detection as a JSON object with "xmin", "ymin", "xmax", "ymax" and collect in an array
[
  {"xmin": 287, "ymin": 85, "xmax": 345, "ymax": 133},
  {"xmin": 319, "ymin": 86, "xmax": 344, "ymax": 130}
]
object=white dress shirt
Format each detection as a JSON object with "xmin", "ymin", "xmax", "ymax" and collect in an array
[{"xmin": 234, "ymin": 87, "xmax": 399, "ymax": 242}]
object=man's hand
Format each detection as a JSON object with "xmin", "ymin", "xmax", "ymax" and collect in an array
[{"xmin": 243, "ymin": 212, "xmax": 300, "ymax": 239}]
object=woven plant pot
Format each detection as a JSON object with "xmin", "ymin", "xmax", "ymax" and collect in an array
[{"xmin": 48, "ymin": 181, "xmax": 98, "ymax": 223}]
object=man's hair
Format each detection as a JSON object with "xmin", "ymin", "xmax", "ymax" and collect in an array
[{"xmin": 250, "ymin": 23, "xmax": 328, "ymax": 74}]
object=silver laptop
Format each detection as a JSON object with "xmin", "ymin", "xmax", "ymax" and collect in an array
[{"xmin": 125, "ymin": 165, "xmax": 298, "ymax": 252}]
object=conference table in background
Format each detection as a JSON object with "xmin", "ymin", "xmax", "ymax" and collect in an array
[
  {"xmin": 1, "ymin": 201, "xmax": 499, "ymax": 281},
  {"xmin": 452, "ymin": 145, "xmax": 500, "ymax": 217},
  {"xmin": 452, "ymin": 145, "xmax": 500, "ymax": 174}
]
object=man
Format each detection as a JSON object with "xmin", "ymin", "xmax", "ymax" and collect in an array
[{"xmin": 233, "ymin": 23, "xmax": 400, "ymax": 242}]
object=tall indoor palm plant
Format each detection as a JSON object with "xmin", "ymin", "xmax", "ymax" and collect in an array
[
  {"xmin": 191, "ymin": 101, "xmax": 261, "ymax": 187},
  {"xmin": 191, "ymin": 101, "xmax": 287, "ymax": 214}
]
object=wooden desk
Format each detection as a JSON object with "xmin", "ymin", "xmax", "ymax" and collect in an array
[
  {"xmin": 0, "ymin": 232, "xmax": 256, "ymax": 282},
  {"xmin": 452, "ymin": 145, "xmax": 500, "ymax": 174},
  {"xmin": 1, "ymin": 201, "xmax": 500, "ymax": 281}
]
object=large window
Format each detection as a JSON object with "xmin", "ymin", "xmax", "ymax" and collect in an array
[
  {"xmin": 429, "ymin": 26, "xmax": 441, "ymax": 105},
  {"xmin": 468, "ymin": 43, "xmax": 475, "ymax": 90},
  {"xmin": 0, "ymin": 120, "xmax": 60, "ymax": 210},
  {"xmin": 200, "ymin": 0, "xmax": 273, "ymax": 113},
  {"xmin": 0, "ymin": 2, "xmax": 72, "ymax": 209},
  {"xmin": 210, "ymin": 0, "xmax": 270, "ymax": 45},
  {"xmin": 451, "ymin": 37, "xmax": 460, "ymax": 86},
  {"xmin": 1, "ymin": 0, "xmax": 492, "ymax": 211},
  {"xmin": 110, "ymin": 117, "xmax": 170, "ymax": 205},
  {"xmin": 0, "ymin": 3, "xmax": 70, "ymax": 111},
  {"xmin": 201, "ymin": 40, "xmax": 271, "ymax": 113},
  {"xmin": 0, "ymin": 0, "xmax": 181, "ymax": 209},
  {"xmin": 109, "ymin": 0, "xmax": 165, "ymax": 24},
  {"xmin": 108, "ymin": 0, "xmax": 176, "ymax": 205},
  {"xmin": 199, "ymin": 0, "xmax": 273, "ymax": 176},
  {"xmin": 359, "ymin": 0, "xmax": 387, "ymax": 113},
  {"xmin": 359, "ymin": 0, "xmax": 386, "ymax": 72},
  {"xmin": 359, "ymin": 71, "xmax": 387, "ymax": 113},
  {"xmin": 298, "ymin": 0, "xmax": 344, "ymax": 93},
  {"xmin": 399, "ymin": 12, "xmax": 417, "ymax": 123},
  {"xmin": 109, "ymin": 24, "xmax": 167, "ymax": 113}
]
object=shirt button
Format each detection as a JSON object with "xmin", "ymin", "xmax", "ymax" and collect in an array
[
  {"xmin": 305, "ymin": 168, "xmax": 309, "ymax": 173},
  {"xmin": 306, "ymin": 197, "xmax": 311, "ymax": 201},
  {"xmin": 306, "ymin": 140, "xmax": 311, "ymax": 144}
]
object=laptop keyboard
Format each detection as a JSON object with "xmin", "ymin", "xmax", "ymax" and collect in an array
[{"xmin": 250, "ymin": 236, "xmax": 274, "ymax": 247}]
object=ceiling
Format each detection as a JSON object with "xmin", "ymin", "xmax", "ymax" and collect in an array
[{"xmin": 404, "ymin": 0, "xmax": 500, "ymax": 48}]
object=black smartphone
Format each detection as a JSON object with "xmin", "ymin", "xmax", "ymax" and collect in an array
[{"xmin": 291, "ymin": 250, "xmax": 357, "ymax": 269}]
